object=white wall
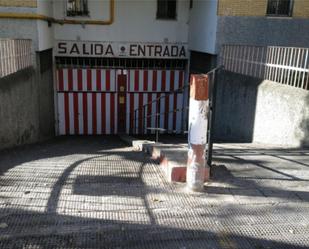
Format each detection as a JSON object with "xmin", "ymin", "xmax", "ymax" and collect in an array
[
  {"xmin": 0, "ymin": 7, "xmax": 38, "ymax": 64},
  {"xmin": 0, "ymin": 3, "xmax": 54, "ymax": 52},
  {"xmin": 53, "ymin": 0, "xmax": 190, "ymax": 43},
  {"xmin": 37, "ymin": 0, "xmax": 54, "ymax": 51},
  {"xmin": 188, "ymin": 0, "xmax": 217, "ymax": 54}
]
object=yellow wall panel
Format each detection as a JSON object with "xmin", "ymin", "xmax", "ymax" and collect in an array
[
  {"xmin": 0, "ymin": 0, "xmax": 37, "ymax": 8},
  {"xmin": 293, "ymin": 0, "xmax": 309, "ymax": 18},
  {"xmin": 218, "ymin": 0, "xmax": 267, "ymax": 16}
]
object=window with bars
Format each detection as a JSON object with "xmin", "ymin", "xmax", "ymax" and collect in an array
[
  {"xmin": 267, "ymin": 0, "xmax": 293, "ymax": 16},
  {"xmin": 67, "ymin": 0, "xmax": 89, "ymax": 17},
  {"xmin": 157, "ymin": 0, "xmax": 177, "ymax": 20}
]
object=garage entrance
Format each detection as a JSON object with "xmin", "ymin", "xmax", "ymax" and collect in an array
[{"xmin": 56, "ymin": 58, "xmax": 187, "ymax": 135}]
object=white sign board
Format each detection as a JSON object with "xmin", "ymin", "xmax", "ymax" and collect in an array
[{"xmin": 55, "ymin": 41, "xmax": 188, "ymax": 59}]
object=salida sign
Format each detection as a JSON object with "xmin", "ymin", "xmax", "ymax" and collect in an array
[{"xmin": 55, "ymin": 41, "xmax": 188, "ymax": 59}]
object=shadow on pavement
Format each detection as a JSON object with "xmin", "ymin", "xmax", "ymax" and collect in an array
[{"xmin": 0, "ymin": 136, "xmax": 309, "ymax": 248}]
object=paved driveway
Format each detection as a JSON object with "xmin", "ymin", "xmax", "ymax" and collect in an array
[{"xmin": 0, "ymin": 137, "xmax": 309, "ymax": 248}]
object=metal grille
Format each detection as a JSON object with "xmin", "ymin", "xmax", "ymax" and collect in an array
[
  {"xmin": 67, "ymin": 0, "xmax": 89, "ymax": 16},
  {"xmin": 0, "ymin": 39, "xmax": 32, "ymax": 78},
  {"xmin": 157, "ymin": 0, "xmax": 177, "ymax": 20},
  {"xmin": 267, "ymin": 0, "xmax": 293, "ymax": 16},
  {"xmin": 220, "ymin": 44, "xmax": 309, "ymax": 90},
  {"xmin": 55, "ymin": 57, "xmax": 187, "ymax": 70}
]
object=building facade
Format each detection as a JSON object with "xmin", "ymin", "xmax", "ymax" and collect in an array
[
  {"xmin": 189, "ymin": 0, "xmax": 309, "ymax": 73},
  {"xmin": 1, "ymin": 0, "xmax": 309, "ymax": 138},
  {"xmin": 0, "ymin": 0, "xmax": 191, "ymax": 136},
  {"xmin": 52, "ymin": 0, "xmax": 190, "ymax": 135}
]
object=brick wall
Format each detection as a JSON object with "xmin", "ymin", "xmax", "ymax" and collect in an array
[
  {"xmin": 0, "ymin": 0, "xmax": 37, "ymax": 8},
  {"xmin": 218, "ymin": 0, "xmax": 267, "ymax": 16},
  {"xmin": 294, "ymin": 0, "xmax": 309, "ymax": 18},
  {"xmin": 218, "ymin": 0, "xmax": 309, "ymax": 18}
]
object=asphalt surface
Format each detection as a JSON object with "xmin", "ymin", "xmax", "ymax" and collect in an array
[{"xmin": 0, "ymin": 136, "xmax": 309, "ymax": 248}]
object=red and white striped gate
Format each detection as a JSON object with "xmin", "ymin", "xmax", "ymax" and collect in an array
[{"xmin": 56, "ymin": 68, "xmax": 185, "ymax": 135}]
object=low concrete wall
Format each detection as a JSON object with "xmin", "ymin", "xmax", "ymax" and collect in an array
[
  {"xmin": 214, "ymin": 71, "xmax": 309, "ymax": 147},
  {"xmin": 253, "ymin": 81, "xmax": 309, "ymax": 147},
  {"xmin": 0, "ymin": 68, "xmax": 40, "ymax": 149},
  {"xmin": 214, "ymin": 71, "xmax": 260, "ymax": 142},
  {"xmin": 0, "ymin": 63, "xmax": 55, "ymax": 150}
]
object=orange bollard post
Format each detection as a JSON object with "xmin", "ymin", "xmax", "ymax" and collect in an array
[{"xmin": 186, "ymin": 74, "xmax": 210, "ymax": 192}]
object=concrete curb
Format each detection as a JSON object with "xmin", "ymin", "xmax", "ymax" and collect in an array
[
  {"xmin": 119, "ymin": 135, "xmax": 209, "ymax": 183},
  {"xmin": 118, "ymin": 134, "xmax": 155, "ymax": 151}
]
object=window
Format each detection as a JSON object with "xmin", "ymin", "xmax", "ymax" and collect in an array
[
  {"xmin": 267, "ymin": 0, "xmax": 293, "ymax": 16},
  {"xmin": 157, "ymin": 0, "xmax": 177, "ymax": 20},
  {"xmin": 67, "ymin": 0, "xmax": 89, "ymax": 17}
]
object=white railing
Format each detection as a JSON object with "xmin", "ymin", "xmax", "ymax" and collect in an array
[
  {"xmin": 0, "ymin": 39, "xmax": 32, "ymax": 78},
  {"xmin": 221, "ymin": 44, "xmax": 309, "ymax": 90}
]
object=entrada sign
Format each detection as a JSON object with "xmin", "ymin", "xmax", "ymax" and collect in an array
[{"xmin": 55, "ymin": 41, "xmax": 188, "ymax": 59}]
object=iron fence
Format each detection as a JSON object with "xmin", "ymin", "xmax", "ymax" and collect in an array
[
  {"xmin": 221, "ymin": 44, "xmax": 309, "ymax": 90},
  {"xmin": 0, "ymin": 39, "xmax": 32, "ymax": 78}
]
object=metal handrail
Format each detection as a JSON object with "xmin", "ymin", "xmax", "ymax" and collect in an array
[
  {"xmin": 132, "ymin": 84, "xmax": 189, "ymax": 136},
  {"xmin": 131, "ymin": 65, "xmax": 223, "ymax": 168}
]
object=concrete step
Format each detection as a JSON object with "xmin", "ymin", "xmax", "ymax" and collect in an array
[
  {"xmin": 119, "ymin": 134, "xmax": 155, "ymax": 151},
  {"xmin": 158, "ymin": 148, "xmax": 188, "ymax": 182},
  {"xmin": 119, "ymin": 135, "xmax": 209, "ymax": 183}
]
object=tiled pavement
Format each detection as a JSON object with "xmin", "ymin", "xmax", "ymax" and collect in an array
[{"xmin": 0, "ymin": 136, "xmax": 309, "ymax": 248}]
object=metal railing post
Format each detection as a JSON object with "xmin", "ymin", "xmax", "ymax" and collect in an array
[
  {"xmin": 206, "ymin": 68, "xmax": 220, "ymax": 168},
  {"xmin": 134, "ymin": 109, "xmax": 137, "ymax": 135},
  {"xmin": 156, "ymin": 96, "xmax": 160, "ymax": 142},
  {"xmin": 142, "ymin": 105, "xmax": 145, "ymax": 135},
  {"xmin": 145, "ymin": 104, "xmax": 148, "ymax": 134}
]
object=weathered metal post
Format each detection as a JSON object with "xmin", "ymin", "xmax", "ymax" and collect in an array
[
  {"xmin": 186, "ymin": 74, "xmax": 210, "ymax": 192},
  {"xmin": 141, "ymin": 105, "xmax": 145, "ymax": 135},
  {"xmin": 134, "ymin": 109, "xmax": 138, "ymax": 134}
]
